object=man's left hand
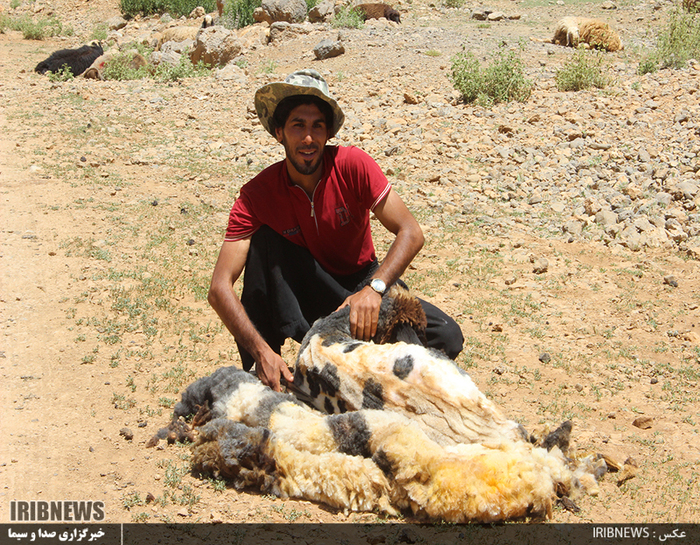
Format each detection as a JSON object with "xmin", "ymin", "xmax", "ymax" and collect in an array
[{"xmin": 337, "ymin": 286, "xmax": 382, "ymax": 341}]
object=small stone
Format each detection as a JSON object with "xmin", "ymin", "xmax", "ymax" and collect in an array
[
  {"xmin": 632, "ymin": 416, "xmax": 653, "ymax": 430},
  {"xmin": 533, "ymin": 258, "xmax": 549, "ymax": 274},
  {"xmin": 539, "ymin": 352, "xmax": 551, "ymax": 364},
  {"xmin": 663, "ymin": 275, "xmax": 678, "ymax": 287},
  {"xmin": 650, "ymin": 377, "xmax": 658, "ymax": 384},
  {"xmin": 119, "ymin": 427, "xmax": 134, "ymax": 441}
]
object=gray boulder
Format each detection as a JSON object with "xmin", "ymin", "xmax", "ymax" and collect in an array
[
  {"xmin": 190, "ymin": 26, "xmax": 242, "ymax": 66},
  {"xmin": 254, "ymin": 0, "xmax": 308, "ymax": 24},
  {"xmin": 309, "ymin": 0, "xmax": 335, "ymax": 22},
  {"xmin": 314, "ymin": 38, "xmax": 344, "ymax": 59}
]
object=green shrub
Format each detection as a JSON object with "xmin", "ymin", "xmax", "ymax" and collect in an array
[
  {"xmin": 638, "ymin": 8, "xmax": 700, "ymax": 73},
  {"xmin": 120, "ymin": 0, "xmax": 217, "ymax": 18},
  {"xmin": 153, "ymin": 53, "xmax": 211, "ymax": 81},
  {"xmin": 555, "ymin": 49, "xmax": 611, "ymax": 91},
  {"xmin": 102, "ymin": 51, "xmax": 151, "ymax": 81},
  {"xmin": 443, "ymin": 0, "xmax": 465, "ymax": 8},
  {"xmin": 450, "ymin": 45, "xmax": 532, "ymax": 107},
  {"xmin": 305, "ymin": 0, "xmax": 319, "ymax": 12},
  {"xmin": 47, "ymin": 64, "xmax": 75, "ymax": 82},
  {"xmin": 1, "ymin": 14, "xmax": 73, "ymax": 39},
  {"xmin": 683, "ymin": 0, "xmax": 699, "ymax": 13},
  {"xmin": 332, "ymin": 6, "xmax": 364, "ymax": 29},
  {"xmin": 100, "ymin": 47, "xmax": 211, "ymax": 82},
  {"xmin": 220, "ymin": 0, "xmax": 261, "ymax": 29},
  {"xmin": 91, "ymin": 23, "xmax": 109, "ymax": 42}
]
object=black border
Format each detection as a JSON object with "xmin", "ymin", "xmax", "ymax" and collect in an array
[{"xmin": 1, "ymin": 524, "xmax": 698, "ymax": 545}]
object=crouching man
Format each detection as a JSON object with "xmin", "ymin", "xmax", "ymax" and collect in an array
[{"xmin": 208, "ymin": 69, "xmax": 463, "ymax": 391}]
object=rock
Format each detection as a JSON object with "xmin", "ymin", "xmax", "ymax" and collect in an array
[
  {"xmin": 237, "ymin": 24, "xmax": 271, "ymax": 48},
  {"xmin": 632, "ymin": 416, "xmax": 653, "ymax": 430},
  {"xmin": 617, "ymin": 457, "xmax": 638, "ymax": 485},
  {"xmin": 215, "ymin": 63, "xmax": 248, "ymax": 83},
  {"xmin": 106, "ymin": 16, "xmax": 127, "ymax": 31},
  {"xmin": 663, "ymin": 275, "xmax": 678, "ymax": 287},
  {"xmin": 161, "ymin": 39, "xmax": 195, "ymax": 54},
  {"xmin": 269, "ymin": 21, "xmax": 310, "ymax": 42},
  {"xmin": 190, "ymin": 6, "xmax": 206, "ymax": 18},
  {"xmin": 314, "ymin": 38, "xmax": 345, "ymax": 60},
  {"xmin": 254, "ymin": 0, "xmax": 307, "ymax": 24},
  {"xmin": 308, "ymin": 0, "xmax": 334, "ymax": 22},
  {"xmin": 533, "ymin": 258, "xmax": 549, "ymax": 274},
  {"xmin": 151, "ymin": 49, "xmax": 182, "ymax": 67},
  {"xmin": 119, "ymin": 427, "xmax": 134, "ymax": 441},
  {"xmin": 190, "ymin": 26, "xmax": 242, "ymax": 67},
  {"xmin": 471, "ymin": 8, "xmax": 491, "ymax": 20},
  {"xmin": 539, "ymin": 352, "xmax": 551, "ymax": 363},
  {"xmin": 563, "ymin": 219, "xmax": 584, "ymax": 237}
]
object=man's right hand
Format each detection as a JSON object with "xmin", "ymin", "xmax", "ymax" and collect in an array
[{"xmin": 255, "ymin": 350, "xmax": 294, "ymax": 392}]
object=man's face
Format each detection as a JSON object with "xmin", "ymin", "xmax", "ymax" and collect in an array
[{"xmin": 275, "ymin": 103, "xmax": 330, "ymax": 178}]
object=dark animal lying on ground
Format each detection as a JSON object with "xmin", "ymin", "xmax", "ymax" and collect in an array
[
  {"xmin": 152, "ymin": 286, "xmax": 616, "ymax": 521},
  {"xmin": 34, "ymin": 42, "xmax": 104, "ymax": 76},
  {"xmin": 355, "ymin": 3, "xmax": 401, "ymax": 23}
]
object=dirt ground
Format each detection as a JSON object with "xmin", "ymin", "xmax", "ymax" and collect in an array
[{"xmin": 1, "ymin": 0, "xmax": 699, "ymax": 529}]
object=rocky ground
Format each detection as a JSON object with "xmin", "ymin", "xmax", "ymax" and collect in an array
[{"xmin": 1, "ymin": 0, "xmax": 699, "ymax": 529}]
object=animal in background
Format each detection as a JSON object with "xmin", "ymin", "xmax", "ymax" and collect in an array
[
  {"xmin": 355, "ymin": 3, "xmax": 401, "ymax": 23},
  {"xmin": 552, "ymin": 17, "xmax": 623, "ymax": 52},
  {"xmin": 34, "ymin": 43, "xmax": 104, "ymax": 76}
]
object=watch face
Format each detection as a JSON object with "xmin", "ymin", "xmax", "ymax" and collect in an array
[{"xmin": 371, "ymin": 278, "xmax": 386, "ymax": 294}]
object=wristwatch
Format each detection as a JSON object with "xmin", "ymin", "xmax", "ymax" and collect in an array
[{"xmin": 369, "ymin": 278, "xmax": 387, "ymax": 295}]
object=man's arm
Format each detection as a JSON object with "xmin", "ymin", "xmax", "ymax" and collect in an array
[
  {"xmin": 339, "ymin": 188, "xmax": 424, "ymax": 341},
  {"xmin": 208, "ymin": 238, "xmax": 294, "ymax": 391}
]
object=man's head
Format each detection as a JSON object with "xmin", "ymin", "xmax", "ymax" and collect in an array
[
  {"xmin": 274, "ymin": 101, "xmax": 330, "ymax": 177},
  {"xmin": 254, "ymin": 69, "xmax": 345, "ymax": 139},
  {"xmin": 272, "ymin": 95, "xmax": 334, "ymax": 137}
]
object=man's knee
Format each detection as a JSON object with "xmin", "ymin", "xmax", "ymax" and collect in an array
[{"xmin": 437, "ymin": 318, "xmax": 464, "ymax": 360}]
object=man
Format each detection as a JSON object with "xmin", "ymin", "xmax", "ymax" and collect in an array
[{"xmin": 208, "ymin": 69, "xmax": 463, "ymax": 391}]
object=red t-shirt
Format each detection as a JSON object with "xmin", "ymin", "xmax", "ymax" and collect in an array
[{"xmin": 225, "ymin": 145, "xmax": 391, "ymax": 276}]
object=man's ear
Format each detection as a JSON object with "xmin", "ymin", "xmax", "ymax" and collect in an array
[{"xmin": 274, "ymin": 126, "xmax": 284, "ymax": 143}]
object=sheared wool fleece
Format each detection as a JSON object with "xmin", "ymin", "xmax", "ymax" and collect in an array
[
  {"xmin": 175, "ymin": 287, "xmax": 598, "ymax": 521},
  {"xmin": 191, "ymin": 376, "xmax": 572, "ymax": 521}
]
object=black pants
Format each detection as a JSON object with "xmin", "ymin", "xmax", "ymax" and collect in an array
[{"xmin": 238, "ymin": 226, "xmax": 464, "ymax": 371}]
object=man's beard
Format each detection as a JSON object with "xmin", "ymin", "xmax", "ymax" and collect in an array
[{"xmin": 281, "ymin": 136, "xmax": 324, "ymax": 177}]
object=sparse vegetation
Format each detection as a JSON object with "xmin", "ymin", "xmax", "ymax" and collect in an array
[
  {"xmin": 555, "ymin": 49, "xmax": 611, "ymax": 91},
  {"xmin": 47, "ymin": 64, "xmax": 76, "ymax": 82},
  {"xmin": 91, "ymin": 23, "xmax": 108, "ymax": 42},
  {"xmin": 0, "ymin": 14, "xmax": 73, "ymax": 39},
  {"xmin": 450, "ymin": 44, "xmax": 532, "ymax": 107},
  {"xmin": 638, "ymin": 8, "xmax": 700, "ymax": 73},
  {"xmin": 120, "ymin": 0, "xmax": 217, "ymax": 17},
  {"xmin": 220, "ymin": 0, "xmax": 262, "ymax": 29},
  {"xmin": 100, "ymin": 48, "xmax": 211, "ymax": 81},
  {"xmin": 332, "ymin": 5, "xmax": 365, "ymax": 29}
]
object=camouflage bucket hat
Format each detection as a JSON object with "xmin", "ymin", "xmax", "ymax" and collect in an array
[{"xmin": 255, "ymin": 69, "xmax": 345, "ymax": 138}]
